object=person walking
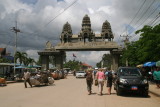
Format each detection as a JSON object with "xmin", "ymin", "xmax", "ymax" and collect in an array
[
  {"xmin": 93, "ymin": 68, "xmax": 98, "ymax": 79},
  {"xmin": 85, "ymin": 70, "xmax": 93, "ymax": 95},
  {"xmin": 105, "ymin": 68, "xmax": 113, "ymax": 95},
  {"xmin": 23, "ymin": 69, "xmax": 32, "ymax": 88},
  {"xmin": 96, "ymin": 68, "xmax": 105, "ymax": 95},
  {"xmin": 153, "ymin": 67, "xmax": 160, "ymax": 88}
]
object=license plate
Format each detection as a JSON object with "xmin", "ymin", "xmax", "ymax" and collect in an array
[{"xmin": 131, "ymin": 86, "xmax": 138, "ymax": 90}]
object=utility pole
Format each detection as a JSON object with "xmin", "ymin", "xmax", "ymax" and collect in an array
[
  {"xmin": 120, "ymin": 35, "xmax": 131, "ymax": 66},
  {"xmin": 11, "ymin": 21, "xmax": 20, "ymax": 75}
]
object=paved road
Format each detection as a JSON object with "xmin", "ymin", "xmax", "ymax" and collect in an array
[{"xmin": 0, "ymin": 75, "xmax": 160, "ymax": 107}]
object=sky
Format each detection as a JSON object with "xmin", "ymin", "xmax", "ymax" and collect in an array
[{"xmin": 0, "ymin": 0, "xmax": 160, "ymax": 67}]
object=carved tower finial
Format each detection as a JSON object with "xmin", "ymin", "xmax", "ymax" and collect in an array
[
  {"xmin": 79, "ymin": 14, "xmax": 95, "ymax": 42},
  {"xmin": 101, "ymin": 20, "xmax": 114, "ymax": 41},
  {"xmin": 60, "ymin": 22, "xmax": 73, "ymax": 43}
]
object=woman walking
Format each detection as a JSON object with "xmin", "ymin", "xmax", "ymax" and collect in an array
[
  {"xmin": 85, "ymin": 70, "xmax": 93, "ymax": 95},
  {"xmin": 96, "ymin": 68, "xmax": 105, "ymax": 95}
]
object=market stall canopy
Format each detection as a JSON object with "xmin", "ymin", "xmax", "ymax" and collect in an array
[
  {"xmin": 156, "ymin": 61, "xmax": 160, "ymax": 67},
  {"xmin": 143, "ymin": 62, "xmax": 156, "ymax": 67},
  {"xmin": 14, "ymin": 66, "xmax": 26, "ymax": 69}
]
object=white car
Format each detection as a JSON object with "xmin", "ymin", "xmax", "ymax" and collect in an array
[{"xmin": 76, "ymin": 71, "xmax": 86, "ymax": 78}]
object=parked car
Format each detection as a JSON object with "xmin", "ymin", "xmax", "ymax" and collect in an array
[
  {"xmin": 114, "ymin": 67, "xmax": 149, "ymax": 97},
  {"xmin": 76, "ymin": 71, "xmax": 86, "ymax": 78}
]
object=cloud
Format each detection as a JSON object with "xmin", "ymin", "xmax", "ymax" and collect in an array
[{"xmin": 0, "ymin": 0, "xmax": 159, "ymax": 66}]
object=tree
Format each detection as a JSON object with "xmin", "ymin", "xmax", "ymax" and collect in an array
[
  {"xmin": 36, "ymin": 56, "xmax": 42, "ymax": 66},
  {"xmin": 64, "ymin": 60, "xmax": 82, "ymax": 71},
  {"xmin": 14, "ymin": 51, "xmax": 27, "ymax": 65},
  {"xmin": 27, "ymin": 58, "xmax": 35, "ymax": 66},
  {"xmin": 96, "ymin": 54, "xmax": 112, "ymax": 68},
  {"xmin": 121, "ymin": 24, "xmax": 160, "ymax": 65}
]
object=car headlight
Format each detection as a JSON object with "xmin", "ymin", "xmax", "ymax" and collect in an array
[
  {"xmin": 120, "ymin": 78, "xmax": 127, "ymax": 84},
  {"xmin": 142, "ymin": 79, "xmax": 148, "ymax": 84}
]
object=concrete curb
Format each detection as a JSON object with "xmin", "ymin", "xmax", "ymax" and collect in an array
[
  {"xmin": 149, "ymin": 90, "xmax": 160, "ymax": 97},
  {"xmin": 7, "ymin": 81, "xmax": 16, "ymax": 84}
]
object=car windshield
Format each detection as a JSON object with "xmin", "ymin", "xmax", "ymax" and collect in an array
[{"xmin": 118, "ymin": 68, "xmax": 141, "ymax": 76}]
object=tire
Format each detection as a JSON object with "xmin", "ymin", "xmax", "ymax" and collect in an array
[
  {"xmin": 142, "ymin": 90, "xmax": 148, "ymax": 97},
  {"xmin": 116, "ymin": 86, "xmax": 122, "ymax": 96}
]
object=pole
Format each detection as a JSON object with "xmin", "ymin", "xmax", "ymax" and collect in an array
[
  {"xmin": 12, "ymin": 21, "xmax": 20, "ymax": 75},
  {"xmin": 120, "ymin": 35, "xmax": 130, "ymax": 66}
]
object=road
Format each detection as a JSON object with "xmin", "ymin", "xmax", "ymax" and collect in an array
[{"xmin": 0, "ymin": 74, "xmax": 160, "ymax": 107}]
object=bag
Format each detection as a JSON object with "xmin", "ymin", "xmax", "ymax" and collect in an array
[
  {"xmin": 107, "ymin": 72, "xmax": 113, "ymax": 80},
  {"xmin": 94, "ymin": 79, "xmax": 98, "ymax": 86}
]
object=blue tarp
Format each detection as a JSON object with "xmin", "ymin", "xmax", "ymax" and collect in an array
[{"xmin": 143, "ymin": 62, "xmax": 156, "ymax": 67}]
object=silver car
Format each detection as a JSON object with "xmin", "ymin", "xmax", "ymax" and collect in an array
[{"xmin": 76, "ymin": 71, "xmax": 86, "ymax": 78}]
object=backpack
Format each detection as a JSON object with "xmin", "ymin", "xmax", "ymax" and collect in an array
[
  {"xmin": 107, "ymin": 72, "xmax": 113, "ymax": 80},
  {"xmin": 93, "ymin": 70, "xmax": 97, "ymax": 76}
]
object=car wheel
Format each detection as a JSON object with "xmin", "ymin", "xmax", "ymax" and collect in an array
[
  {"xmin": 116, "ymin": 86, "xmax": 122, "ymax": 96},
  {"xmin": 142, "ymin": 90, "xmax": 148, "ymax": 97}
]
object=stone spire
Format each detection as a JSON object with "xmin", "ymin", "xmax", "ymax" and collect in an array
[
  {"xmin": 101, "ymin": 20, "xmax": 114, "ymax": 41},
  {"xmin": 81, "ymin": 14, "xmax": 91, "ymax": 31},
  {"xmin": 60, "ymin": 22, "xmax": 73, "ymax": 43},
  {"xmin": 79, "ymin": 14, "xmax": 95, "ymax": 42},
  {"xmin": 62, "ymin": 22, "xmax": 72, "ymax": 34}
]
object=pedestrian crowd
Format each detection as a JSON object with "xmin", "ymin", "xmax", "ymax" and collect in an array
[{"xmin": 85, "ymin": 68, "xmax": 115, "ymax": 96}]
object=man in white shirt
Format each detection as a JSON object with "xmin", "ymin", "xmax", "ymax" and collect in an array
[{"xmin": 23, "ymin": 69, "xmax": 32, "ymax": 88}]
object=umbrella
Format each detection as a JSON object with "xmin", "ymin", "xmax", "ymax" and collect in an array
[
  {"xmin": 143, "ymin": 62, "xmax": 156, "ymax": 67},
  {"xmin": 156, "ymin": 61, "xmax": 160, "ymax": 67}
]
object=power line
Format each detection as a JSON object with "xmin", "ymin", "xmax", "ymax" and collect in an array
[
  {"xmin": 149, "ymin": 12, "xmax": 160, "ymax": 26},
  {"xmin": 129, "ymin": 3, "xmax": 160, "ymax": 37},
  {"xmin": 45, "ymin": 0, "xmax": 78, "ymax": 27},
  {"xmin": 130, "ymin": 13, "xmax": 160, "ymax": 42},
  {"xmin": 120, "ymin": 0, "xmax": 147, "ymax": 36},
  {"xmin": 128, "ymin": 0, "xmax": 156, "ymax": 35}
]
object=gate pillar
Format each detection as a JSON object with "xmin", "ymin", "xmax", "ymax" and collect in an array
[
  {"xmin": 55, "ymin": 51, "xmax": 65, "ymax": 69},
  {"xmin": 41, "ymin": 55, "xmax": 49, "ymax": 70},
  {"xmin": 110, "ymin": 49, "xmax": 121, "ymax": 71}
]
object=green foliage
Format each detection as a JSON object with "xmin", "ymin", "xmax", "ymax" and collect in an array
[
  {"xmin": 121, "ymin": 24, "xmax": 160, "ymax": 66},
  {"xmin": 96, "ymin": 54, "xmax": 112, "ymax": 68},
  {"xmin": 63, "ymin": 60, "xmax": 82, "ymax": 71},
  {"xmin": 36, "ymin": 56, "xmax": 42, "ymax": 66},
  {"xmin": 0, "ymin": 57, "xmax": 12, "ymax": 63},
  {"xmin": 15, "ymin": 51, "xmax": 27, "ymax": 65},
  {"xmin": 15, "ymin": 51, "xmax": 36, "ymax": 66}
]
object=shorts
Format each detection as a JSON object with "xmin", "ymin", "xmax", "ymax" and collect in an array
[{"xmin": 107, "ymin": 80, "xmax": 112, "ymax": 87}]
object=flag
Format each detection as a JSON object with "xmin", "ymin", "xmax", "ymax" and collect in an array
[{"xmin": 73, "ymin": 53, "xmax": 76, "ymax": 57}]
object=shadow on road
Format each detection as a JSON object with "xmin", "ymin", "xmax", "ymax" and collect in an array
[
  {"xmin": 120, "ymin": 92, "xmax": 151, "ymax": 98},
  {"xmin": 33, "ymin": 84, "xmax": 56, "ymax": 88}
]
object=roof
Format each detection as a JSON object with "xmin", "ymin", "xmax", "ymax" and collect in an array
[
  {"xmin": 0, "ymin": 48, "xmax": 5, "ymax": 53},
  {"xmin": 81, "ymin": 63, "xmax": 92, "ymax": 67}
]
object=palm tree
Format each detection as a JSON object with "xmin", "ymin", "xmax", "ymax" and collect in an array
[
  {"xmin": 15, "ymin": 51, "xmax": 27, "ymax": 65},
  {"xmin": 27, "ymin": 58, "xmax": 35, "ymax": 66}
]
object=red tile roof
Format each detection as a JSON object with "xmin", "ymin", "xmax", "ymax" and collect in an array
[
  {"xmin": 82, "ymin": 63, "xmax": 92, "ymax": 67},
  {"xmin": 0, "ymin": 48, "xmax": 5, "ymax": 53}
]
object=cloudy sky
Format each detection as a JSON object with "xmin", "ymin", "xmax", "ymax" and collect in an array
[{"xmin": 0, "ymin": 0, "xmax": 160, "ymax": 67}]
